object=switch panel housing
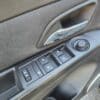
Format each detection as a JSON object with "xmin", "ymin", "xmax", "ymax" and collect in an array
[{"xmin": 18, "ymin": 44, "xmax": 74, "ymax": 88}]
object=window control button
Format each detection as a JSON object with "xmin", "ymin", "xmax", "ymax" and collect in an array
[
  {"xmin": 39, "ymin": 56, "xmax": 49, "ymax": 65},
  {"xmin": 32, "ymin": 63, "xmax": 43, "ymax": 78},
  {"xmin": 43, "ymin": 63, "xmax": 55, "ymax": 73},
  {"xmin": 54, "ymin": 49, "xmax": 64, "ymax": 56},
  {"xmin": 36, "ymin": 70, "xmax": 43, "ymax": 77},
  {"xmin": 22, "ymin": 69, "xmax": 32, "ymax": 82},
  {"xmin": 59, "ymin": 54, "xmax": 70, "ymax": 63}
]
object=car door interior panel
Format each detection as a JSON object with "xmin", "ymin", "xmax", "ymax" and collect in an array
[
  {"xmin": 0, "ymin": 0, "xmax": 97, "ymax": 71},
  {"xmin": 0, "ymin": 30, "xmax": 100, "ymax": 100},
  {"xmin": 0, "ymin": 0, "xmax": 59, "ymax": 22},
  {"xmin": 0, "ymin": 0, "xmax": 100, "ymax": 100}
]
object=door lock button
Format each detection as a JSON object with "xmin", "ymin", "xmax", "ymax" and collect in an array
[{"xmin": 22, "ymin": 69, "xmax": 32, "ymax": 82}]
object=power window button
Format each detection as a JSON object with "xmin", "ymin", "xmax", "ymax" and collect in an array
[
  {"xmin": 59, "ymin": 54, "xmax": 70, "ymax": 63},
  {"xmin": 32, "ymin": 63, "xmax": 43, "ymax": 78},
  {"xmin": 39, "ymin": 56, "xmax": 49, "ymax": 65},
  {"xmin": 54, "ymin": 50, "xmax": 64, "ymax": 56},
  {"xmin": 43, "ymin": 63, "xmax": 54, "ymax": 73}
]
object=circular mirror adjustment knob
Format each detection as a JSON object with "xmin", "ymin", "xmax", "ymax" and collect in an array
[{"xmin": 73, "ymin": 39, "xmax": 90, "ymax": 51}]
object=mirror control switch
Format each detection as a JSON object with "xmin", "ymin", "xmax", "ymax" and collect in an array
[{"xmin": 72, "ymin": 39, "xmax": 90, "ymax": 51}]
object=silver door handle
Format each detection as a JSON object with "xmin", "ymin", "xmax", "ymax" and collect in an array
[{"xmin": 44, "ymin": 20, "xmax": 88, "ymax": 46}]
